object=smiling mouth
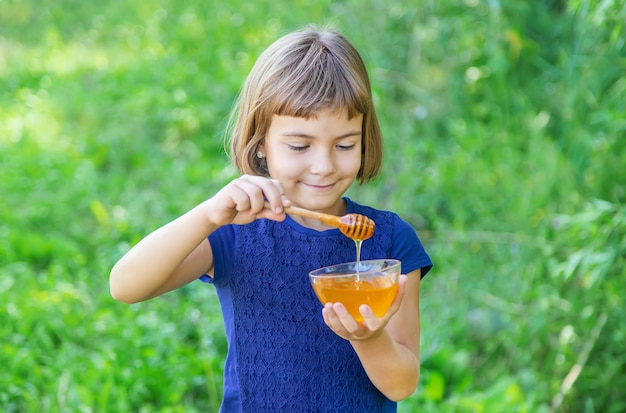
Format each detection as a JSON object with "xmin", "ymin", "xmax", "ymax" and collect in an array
[{"xmin": 304, "ymin": 182, "xmax": 335, "ymax": 191}]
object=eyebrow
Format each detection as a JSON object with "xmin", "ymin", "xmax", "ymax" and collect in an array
[{"xmin": 280, "ymin": 130, "xmax": 362, "ymax": 139}]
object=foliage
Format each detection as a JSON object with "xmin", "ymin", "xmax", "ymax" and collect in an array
[{"xmin": 1, "ymin": 0, "xmax": 624, "ymax": 411}]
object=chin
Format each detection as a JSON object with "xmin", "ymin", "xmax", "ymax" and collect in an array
[{"xmin": 298, "ymin": 198, "xmax": 345, "ymax": 214}]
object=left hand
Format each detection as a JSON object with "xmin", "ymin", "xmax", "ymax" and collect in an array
[{"xmin": 321, "ymin": 274, "xmax": 408, "ymax": 341}]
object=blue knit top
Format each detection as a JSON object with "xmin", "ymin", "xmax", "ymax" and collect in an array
[{"xmin": 201, "ymin": 198, "xmax": 432, "ymax": 412}]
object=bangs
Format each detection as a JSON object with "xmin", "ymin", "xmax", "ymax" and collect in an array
[{"xmin": 259, "ymin": 35, "xmax": 372, "ymax": 119}]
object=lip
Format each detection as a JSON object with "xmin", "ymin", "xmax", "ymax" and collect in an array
[{"xmin": 303, "ymin": 182, "xmax": 336, "ymax": 192}]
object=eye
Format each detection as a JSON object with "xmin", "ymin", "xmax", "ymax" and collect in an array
[
  {"xmin": 337, "ymin": 144, "xmax": 356, "ymax": 151},
  {"xmin": 288, "ymin": 144, "xmax": 309, "ymax": 152}
]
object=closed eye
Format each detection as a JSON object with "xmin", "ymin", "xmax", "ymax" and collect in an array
[
  {"xmin": 337, "ymin": 144, "xmax": 356, "ymax": 151},
  {"xmin": 288, "ymin": 144, "xmax": 309, "ymax": 152}
]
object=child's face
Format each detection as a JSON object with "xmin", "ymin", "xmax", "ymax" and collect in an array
[{"xmin": 262, "ymin": 108, "xmax": 363, "ymax": 215}]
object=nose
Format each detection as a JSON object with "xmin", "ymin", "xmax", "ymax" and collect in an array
[{"xmin": 309, "ymin": 149, "xmax": 336, "ymax": 176}]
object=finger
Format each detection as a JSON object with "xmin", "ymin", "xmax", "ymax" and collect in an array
[
  {"xmin": 331, "ymin": 303, "xmax": 363, "ymax": 334},
  {"xmin": 241, "ymin": 175, "xmax": 285, "ymax": 214},
  {"xmin": 359, "ymin": 276, "xmax": 408, "ymax": 332},
  {"xmin": 322, "ymin": 303, "xmax": 349, "ymax": 330},
  {"xmin": 322, "ymin": 303, "xmax": 341, "ymax": 330},
  {"xmin": 265, "ymin": 178, "xmax": 287, "ymax": 213},
  {"xmin": 231, "ymin": 177, "xmax": 265, "ymax": 214},
  {"xmin": 221, "ymin": 181, "xmax": 252, "ymax": 212},
  {"xmin": 269, "ymin": 178, "xmax": 285, "ymax": 198},
  {"xmin": 359, "ymin": 305, "xmax": 382, "ymax": 331}
]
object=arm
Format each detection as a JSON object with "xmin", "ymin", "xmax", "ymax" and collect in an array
[
  {"xmin": 109, "ymin": 175, "xmax": 288, "ymax": 304},
  {"xmin": 321, "ymin": 268, "xmax": 422, "ymax": 401}
]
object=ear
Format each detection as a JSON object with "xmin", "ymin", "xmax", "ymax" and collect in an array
[
  {"xmin": 256, "ymin": 141, "xmax": 266, "ymax": 159},
  {"xmin": 254, "ymin": 142, "xmax": 269, "ymax": 175}
]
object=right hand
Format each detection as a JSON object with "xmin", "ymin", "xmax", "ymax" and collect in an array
[{"xmin": 203, "ymin": 174, "xmax": 290, "ymax": 227}]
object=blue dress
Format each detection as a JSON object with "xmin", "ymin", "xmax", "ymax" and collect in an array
[{"xmin": 201, "ymin": 198, "xmax": 432, "ymax": 412}]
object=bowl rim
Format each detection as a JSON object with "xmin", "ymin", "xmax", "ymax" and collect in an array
[{"xmin": 308, "ymin": 259, "xmax": 401, "ymax": 279}]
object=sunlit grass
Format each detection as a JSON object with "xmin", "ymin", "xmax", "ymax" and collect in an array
[{"xmin": 1, "ymin": 0, "xmax": 625, "ymax": 411}]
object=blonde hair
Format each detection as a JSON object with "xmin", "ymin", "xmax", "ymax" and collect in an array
[{"xmin": 227, "ymin": 26, "xmax": 383, "ymax": 184}]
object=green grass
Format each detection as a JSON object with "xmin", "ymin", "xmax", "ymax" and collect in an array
[{"xmin": 1, "ymin": 0, "xmax": 625, "ymax": 411}]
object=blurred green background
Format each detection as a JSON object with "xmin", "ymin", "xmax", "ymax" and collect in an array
[{"xmin": 1, "ymin": 0, "xmax": 625, "ymax": 412}]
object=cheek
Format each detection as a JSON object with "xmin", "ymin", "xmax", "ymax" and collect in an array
[
  {"xmin": 341, "ymin": 154, "xmax": 362, "ymax": 176},
  {"xmin": 266, "ymin": 157, "xmax": 302, "ymax": 179}
]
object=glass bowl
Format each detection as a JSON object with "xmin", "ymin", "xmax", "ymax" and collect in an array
[{"xmin": 309, "ymin": 259, "xmax": 401, "ymax": 322}]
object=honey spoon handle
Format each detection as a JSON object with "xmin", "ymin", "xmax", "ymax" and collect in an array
[
  {"xmin": 264, "ymin": 202, "xmax": 342, "ymax": 228},
  {"xmin": 284, "ymin": 205, "xmax": 343, "ymax": 228}
]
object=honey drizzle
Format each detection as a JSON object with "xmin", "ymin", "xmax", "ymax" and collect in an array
[{"xmin": 354, "ymin": 239, "xmax": 363, "ymax": 283}]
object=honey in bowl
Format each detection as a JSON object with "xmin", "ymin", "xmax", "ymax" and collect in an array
[{"xmin": 309, "ymin": 259, "xmax": 400, "ymax": 323}]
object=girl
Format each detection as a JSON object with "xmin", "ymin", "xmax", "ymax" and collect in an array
[{"xmin": 110, "ymin": 26, "xmax": 432, "ymax": 412}]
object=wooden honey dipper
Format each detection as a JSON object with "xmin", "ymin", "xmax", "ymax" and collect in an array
[{"xmin": 266, "ymin": 202, "xmax": 375, "ymax": 240}]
